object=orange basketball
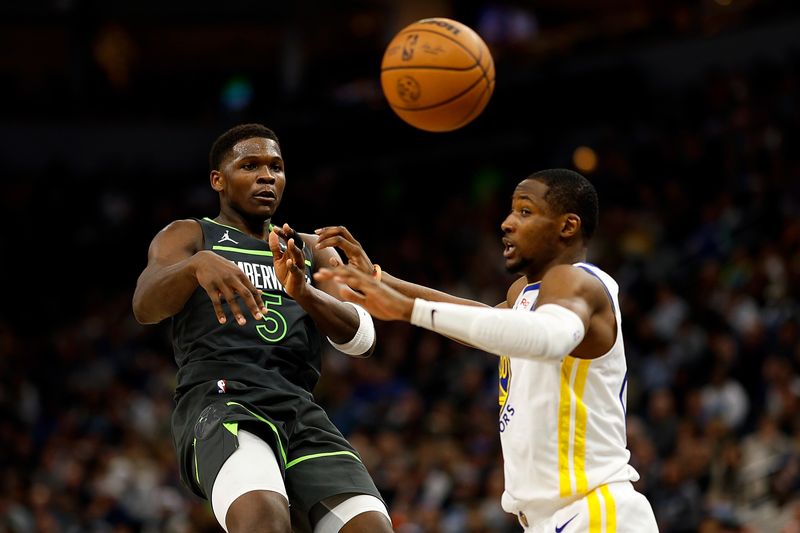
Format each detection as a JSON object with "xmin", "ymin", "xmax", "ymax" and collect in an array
[{"xmin": 380, "ymin": 18, "xmax": 495, "ymax": 132}]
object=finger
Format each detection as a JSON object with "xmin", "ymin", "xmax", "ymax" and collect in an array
[
  {"xmin": 315, "ymin": 234, "xmax": 360, "ymax": 255},
  {"xmin": 268, "ymin": 229, "xmax": 284, "ymax": 258},
  {"xmin": 332, "ymin": 269, "xmax": 370, "ymax": 292},
  {"xmin": 329, "ymin": 256, "xmax": 342, "ymax": 267},
  {"xmin": 315, "ymin": 225, "xmax": 356, "ymax": 243},
  {"xmin": 284, "ymin": 224, "xmax": 304, "ymax": 251},
  {"xmin": 313, "ymin": 268, "xmax": 335, "ymax": 282},
  {"xmin": 287, "ymin": 238, "xmax": 305, "ymax": 269},
  {"xmin": 205, "ymin": 286, "xmax": 228, "ymax": 324},
  {"xmin": 338, "ymin": 285, "xmax": 367, "ymax": 304},
  {"xmin": 236, "ymin": 282, "xmax": 265, "ymax": 320},
  {"xmin": 335, "ymin": 225, "xmax": 359, "ymax": 245},
  {"xmin": 219, "ymin": 286, "xmax": 247, "ymax": 326}
]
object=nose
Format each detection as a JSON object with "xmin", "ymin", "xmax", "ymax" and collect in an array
[
  {"xmin": 501, "ymin": 214, "xmax": 514, "ymax": 234},
  {"xmin": 256, "ymin": 169, "xmax": 276, "ymax": 183}
]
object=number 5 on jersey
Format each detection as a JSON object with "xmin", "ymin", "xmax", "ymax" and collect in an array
[{"xmin": 256, "ymin": 292, "xmax": 288, "ymax": 343}]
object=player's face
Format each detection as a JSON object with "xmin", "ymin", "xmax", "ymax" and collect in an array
[
  {"xmin": 500, "ymin": 179, "xmax": 561, "ymax": 275},
  {"xmin": 217, "ymin": 137, "xmax": 286, "ymax": 218}
]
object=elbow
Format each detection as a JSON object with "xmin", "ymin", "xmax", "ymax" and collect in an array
[{"xmin": 132, "ymin": 293, "xmax": 160, "ymax": 325}]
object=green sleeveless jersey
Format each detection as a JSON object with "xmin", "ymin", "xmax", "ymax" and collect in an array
[{"xmin": 171, "ymin": 217, "xmax": 321, "ymax": 399}]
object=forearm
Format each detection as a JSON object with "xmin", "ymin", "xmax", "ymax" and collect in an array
[
  {"xmin": 133, "ymin": 257, "xmax": 200, "ymax": 324},
  {"xmin": 382, "ymin": 272, "xmax": 488, "ymax": 307},
  {"xmin": 294, "ymin": 285, "xmax": 361, "ymax": 344},
  {"xmin": 409, "ymin": 299, "xmax": 586, "ymax": 360}
]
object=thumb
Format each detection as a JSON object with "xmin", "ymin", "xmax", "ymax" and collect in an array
[{"xmin": 268, "ymin": 229, "xmax": 282, "ymax": 256}]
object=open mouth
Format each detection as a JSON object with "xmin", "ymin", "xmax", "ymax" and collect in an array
[{"xmin": 502, "ymin": 238, "xmax": 515, "ymax": 258}]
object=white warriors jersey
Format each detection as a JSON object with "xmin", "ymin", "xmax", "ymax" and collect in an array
[{"xmin": 498, "ymin": 262, "xmax": 639, "ymax": 522}]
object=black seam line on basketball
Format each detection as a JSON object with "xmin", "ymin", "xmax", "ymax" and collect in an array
[
  {"xmin": 404, "ymin": 29, "xmax": 494, "ymax": 86},
  {"xmin": 397, "ymin": 28, "xmax": 491, "ymax": 84},
  {"xmin": 456, "ymin": 80, "xmax": 494, "ymax": 128},
  {"xmin": 455, "ymin": 84, "xmax": 490, "ymax": 129},
  {"xmin": 382, "ymin": 64, "xmax": 481, "ymax": 72},
  {"xmin": 455, "ymin": 78, "xmax": 496, "ymax": 128},
  {"xmin": 390, "ymin": 72, "xmax": 486, "ymax": 112},
  {"xmin": 397, "ymin": 28, "xmax": 490, "ymax": 84}
]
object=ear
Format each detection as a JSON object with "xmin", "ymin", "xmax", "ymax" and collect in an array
[
  {"xmin": 210, "ymin": 170, "xmax": 224, "ymax": 192},
  {"xmin": 560, "ymin": 213, "xmax": 582, "ymax": 239}
]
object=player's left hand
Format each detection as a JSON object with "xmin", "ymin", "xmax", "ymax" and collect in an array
[
  {"xmin": 314, "ymin": 225, "xmax": 373, "ymax": 274},
  {"xmin": 314, "ymin": 265, "xmax": 413, "ymax": 321},
  {"xmin": 269, "ymin": 223, "xmax": 308, "ymax": 299}
]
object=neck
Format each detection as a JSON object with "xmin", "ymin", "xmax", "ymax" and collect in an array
[
  {"xmin": 524, "ymin": 247, "xmax": 587, "ymax": 283},
  {"xmin": 216, "ymin": 206, "xmax": 270, "ymax": 239}
]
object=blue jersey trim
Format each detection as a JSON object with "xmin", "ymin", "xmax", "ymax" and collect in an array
[
  {"xmin": 522, "ymin": 282, "xmax": 541, "ymax": 293},
  {"xmin": 576, "ymin": 265, "xmax": 613, "ymax": 307}
]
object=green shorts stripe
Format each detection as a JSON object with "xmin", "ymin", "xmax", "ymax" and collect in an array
[
  {"xmin": 286, "ymin": 450, "xmax": 361, "ymax": 470},
  {"xmin": 226, "ymin": 401, "xmax": 287, "ymax": 465}
]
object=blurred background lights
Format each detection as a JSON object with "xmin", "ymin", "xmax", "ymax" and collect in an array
[
  {"xmin": 572, "ymin": 145, "xmax": 598, "ymax": 173},
  {"xmin": 220, "ymin": 76, "xmax": 254, "ymax": 112}
]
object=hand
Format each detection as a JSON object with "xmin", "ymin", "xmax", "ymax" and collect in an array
[
  {"xmin": 192, "ymin": 250, "xmax": 267, "ymax": 325},
  {"xmin": 313, "ymin": 265, "xmax": 414, "ymax": 322},
  {"xmin": 269, "ymin": 223, "xmax": 308, "ymax": 299},
  {"xmin": 314, "ymin": 226, "xmax": 374, "ymax": 274}
]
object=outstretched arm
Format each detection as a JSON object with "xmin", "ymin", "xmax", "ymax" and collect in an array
[
  {"xmin": 133, "ymin": 220, "xmax": 266, "ymax": 325},
  {"xmin": 269, "ymin": 224, "xmax": 375, "ymax": 357},
  {"xmin": 315, "ymin": 264, "xmax": 612, "ymax": 360},
  {"xmin": 314, "ymin": 225, "xmax": 490, "ymax": 307}
]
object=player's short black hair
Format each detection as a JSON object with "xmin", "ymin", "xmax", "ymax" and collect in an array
[
  {"xmin": 528, "ymin": 168, "xmax": 599, "ymax": 241},
  {"xmin": 209, "ymin": 123, "xmax": 280, "ymax": 171}
]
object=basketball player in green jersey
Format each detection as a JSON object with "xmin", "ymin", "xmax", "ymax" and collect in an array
[{"xmin": 132, "ymin": 124, "xmax": 393, "ymax": 533}]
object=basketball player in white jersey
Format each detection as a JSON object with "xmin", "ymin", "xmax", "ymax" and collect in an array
[{"xmin": 314, "ymin": 169, "xmax": 658, "ymax": 532}]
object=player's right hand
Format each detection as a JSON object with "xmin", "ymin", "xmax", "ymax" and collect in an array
[
  {"xmin": 314, "ymin": 226, "xmax": 374, "ymax": 274},
  {"xmin": 314, "ymin": 265, "xmax": 413, "ymax": 322},
  {"xmin": 191, "ymin": 250, "xmax": 268, "ymax": 326}
]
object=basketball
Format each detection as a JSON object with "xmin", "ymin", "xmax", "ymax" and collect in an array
[{"xmin": 380, "ymin": 18, "xmax": 495, "ymax": 132}]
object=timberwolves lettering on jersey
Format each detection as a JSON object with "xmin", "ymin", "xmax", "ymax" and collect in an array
[
  {"xmin": 498, "ymin": 263, "xmax": 639, "ymax": 524},
  {"xmin": 235, "ymin": 259, "xmax": 295, "ymax": 293},
  {"xmin": 171, "ymin": 217, "xmax": 322, "ymax": 396}
]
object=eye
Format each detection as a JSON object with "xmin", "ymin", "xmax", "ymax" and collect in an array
[
  {"xmin": 520, "ymin": 208, "xmax": 531, "ymax": 216},
  {"xmin": 242, "ymin": 162, "xmax": 257, "ymax": 171},
  {"xmin": 270, "ymin": 163, "xmax": 283, "ymax": 172}
]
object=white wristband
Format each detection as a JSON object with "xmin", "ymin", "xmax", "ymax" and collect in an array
[
  {"xmin": 328, "ymin": 302, "xmax": 375, "ymax": 356},
  {"xmin": 410, "ymin": 299, "xmax": 585, "ymax": 360}
]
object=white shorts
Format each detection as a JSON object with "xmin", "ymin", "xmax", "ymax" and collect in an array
[{"xmin": 518, "ymin": 482, "xmax": 657, "ymax": 533}]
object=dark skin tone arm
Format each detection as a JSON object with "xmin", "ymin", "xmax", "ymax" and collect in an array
[
  {"xmin": 132, "ymin": 219, "xmax": 267, "ymax": 326},
  {"xmin": 133, "ymin": 220, "xmax": 373, "ymax": 355},
  {"xmin": 314, "ymin": 225, "xmax": 489, "ymax": 308},
  {"xmin": 314, "ymin": 262, "xmax": 616, "ymax": 360},
  {"xmin": 271, "ymin": 223, "xmax": 375, "ymax": 355}
]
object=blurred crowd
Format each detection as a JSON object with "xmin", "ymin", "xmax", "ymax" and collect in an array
[{"xmin": 2, "ymin": 3, "xmax": 800, "ymax": 533}]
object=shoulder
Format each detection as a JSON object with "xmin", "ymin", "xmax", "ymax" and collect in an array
[
  {"xmin": 541, "ymin": 263, "xmax": 597, "ymax": 287},
  {"xmin": 297, "ymin": 232, "xmax": 339, "ymax": 271},
  {"xmin": 161, "ymin": 218, "xmax": 202, "ymax": 235},
  {"xmin": 504, "ymin": 275, "xmax": 529, "ymax": 307},
  {"xmin": 540, "ymin": 264, "xmax": 609, "ymax": 307},
  {"xmin": 149, "ymin": 219, "xmax": 203, "ymax": 254},
  {"xmin": 296, "ymin": 231, "xmax": 318, "ymax": 248}
]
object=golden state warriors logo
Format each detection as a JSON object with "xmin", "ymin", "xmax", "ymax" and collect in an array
[{"xmin": 499, "ymin": 356, "xmax": 512, "ymax": 409}]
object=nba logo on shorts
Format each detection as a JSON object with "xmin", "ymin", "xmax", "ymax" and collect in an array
[{"xmin": 217, "ymin": 379, "xmax": 227, "ymax": 394}]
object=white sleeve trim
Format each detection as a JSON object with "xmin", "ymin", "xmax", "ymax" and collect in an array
[
  {"xmin": 410, "ymin": 300, "xmax": 585, "ymax": 360},
  {"xmin": 327, "ymin": 302, "xmax": 375, "ymax": 356}
]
